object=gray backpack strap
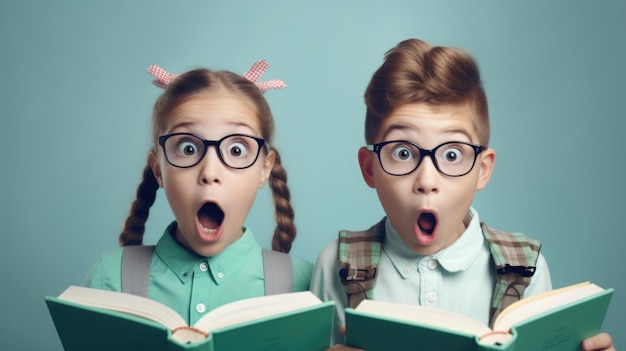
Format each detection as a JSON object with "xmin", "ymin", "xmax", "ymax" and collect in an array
[
  {"xmin": 262, "ymin": 249, "xmax": 293, "ymax": 295},
  {"xmin": 121, "ymin": 245, "xmax": 155, "ymax": 297},
  {"xmin": 122, "ymin": 246, "xmax": 290, "ymax": 296}
]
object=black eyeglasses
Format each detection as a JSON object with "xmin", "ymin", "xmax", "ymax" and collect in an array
[
  {"xmin": 158, "ymin": 133, "xmax": 268, "ymax": 169},
  {"xmin": 367, "ymin": 140, "xmax": 484, "ymax": 177}
]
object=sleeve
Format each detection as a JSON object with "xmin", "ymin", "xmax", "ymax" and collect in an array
[
  {"xmin": 310, "ymin": 239, "xmax": 349, "ymax": 345},
  {"xmin": 81, "ymin": 248, "xmax": 124, "ymax": 292},
  {"xmin": 290, "ymin": 255, "xmax": 314, "ymax": 291},
  {"xmin": 523, "ymin": 253, "xmax": 553, "ymax": 297}
]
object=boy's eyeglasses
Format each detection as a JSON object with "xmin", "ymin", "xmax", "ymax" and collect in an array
[
  {"xmin": 367, "ymin": 140, "xmax": 484, "ymax": 177},
  {"xmin": 158, "ymin": 133, "xmax": 267, "ymax": 169}
]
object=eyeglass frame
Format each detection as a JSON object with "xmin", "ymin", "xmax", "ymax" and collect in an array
[
  {"xmin": 366, "ymin": 140, "xmax": 485, "ymax": 177},
  {"xmin": 158, "ymin": 132, "xmax": 269, "ymax": 169}
]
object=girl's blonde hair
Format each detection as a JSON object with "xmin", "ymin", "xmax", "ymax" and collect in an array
[
  {"xmin": 119, "ymin": 68, "xmax": 296, "ymax": 253},
  {"xmin": 364, "ymin": 38, "xmax": 490, "ymax": 146}
]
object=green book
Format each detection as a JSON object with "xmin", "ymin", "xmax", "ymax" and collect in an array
[
  {"xmin": 46, "ymin": 286, "xmax": 335, "ymax": 351},
  {"xmin": 345, "ymin": 282, "xmax": 613, "ymax": 351}
]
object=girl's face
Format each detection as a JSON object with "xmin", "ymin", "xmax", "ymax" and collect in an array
[
  {"xmin": 150, "ymin": 91, "xmax": 274, "ymax": 257},
  {"xmin": 358, "ymin": 103, "xmax": 495, "ymax": 255}
]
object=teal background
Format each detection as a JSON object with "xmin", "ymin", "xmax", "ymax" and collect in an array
[{"xmin": 1, "ymin": 1, "xmax": 624, "ymax": 349}]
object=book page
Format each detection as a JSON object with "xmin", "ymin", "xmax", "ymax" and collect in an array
[
  {"xmin": 58, "ymin": 286, "xmax": 186, "ymax": 330},
  {"xmin": 192, "ymin": 291, "xmax": 323, "ymax": 332},
  {"xmin": 493, "ymin": 282, "xmax": 604, "ymax": 331},
  {"xmin": 355, "ymin": 299, "xmax": 493, "ymax": 337}
]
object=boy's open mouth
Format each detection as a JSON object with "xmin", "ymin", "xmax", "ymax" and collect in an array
[
  {"xmin": 418, "ymin": 212, "xmax": 436, "ymax": 235},
  {"xmin": 198, "ymin": 202, "xmax": 224, "ymax": 234}
]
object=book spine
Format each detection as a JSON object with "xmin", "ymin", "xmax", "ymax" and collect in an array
[{"xmin": 167, "ymin": 335, "xmax": 214, "ymax": 351}]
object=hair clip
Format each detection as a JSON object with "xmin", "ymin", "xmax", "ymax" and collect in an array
[
  {"xmin": 147, "ymin": 64, "xmax": 179, "ymax": 88},
  {"xmin": 243, "ymin": 60, "xmax": 287, "ymax": 93},
  {"xmin": 146, "ymin": 60, "xmax": 286, "ymax": 93}
]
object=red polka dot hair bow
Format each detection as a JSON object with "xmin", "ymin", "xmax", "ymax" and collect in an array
[{"xmin": 146, "ymin": 60, "xmax": 286, "ymax": 93}]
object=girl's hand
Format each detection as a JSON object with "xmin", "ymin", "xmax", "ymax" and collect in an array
[{"xmin": 582, "ymin": 333, "xmax": 615, "ymax": 351}]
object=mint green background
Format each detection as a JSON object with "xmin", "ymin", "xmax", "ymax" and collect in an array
[{"xmin": 1, "ymin": 1, "xmax": 624, "ymax": 349}]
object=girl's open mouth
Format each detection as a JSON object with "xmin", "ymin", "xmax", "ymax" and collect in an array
[{"xmin": 197, "ymin": 202, "xmax": 224, "ymax": 234}]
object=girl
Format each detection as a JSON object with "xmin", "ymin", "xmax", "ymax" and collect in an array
[{"xmin": 83, "ymin": 60, "xmax": 312, "ymax": 326}]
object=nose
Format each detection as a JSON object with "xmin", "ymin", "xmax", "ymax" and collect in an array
[
  {"xmin": 413, "ymin": 155, "xmax": 439, "ymax": 194},
  {"xmin": 198, "ymin": 147, "xmax": 222, "ymax": 185}
]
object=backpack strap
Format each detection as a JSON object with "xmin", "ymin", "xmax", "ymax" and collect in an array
[
  {"xmin": 337, "ymin": 218, "xmax": 541, "ymax": 324},
  {"xmin": 338, "ymin": 219, "xmax": 385, "ymax": 308},
  {"xmin": 482, "ymin": 223, "xmax": 541, "ymax": 327},
  {"xmin": 262, "ymin": 248, "xmax": 293, "ymax": 295},
  {"xmin": 121, "ymin": 246, "xmax": 293, "ymax": 297},
  {"xmin": 121, "ymin": 245, "xmax": 155, "ymax": 297}
]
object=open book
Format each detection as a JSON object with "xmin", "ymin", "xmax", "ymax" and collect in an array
[
  {"xmin": 345, "ymin": 282, "xmax": 613, "ymax": 351},
  {"xmin": 46, "ymin": 286, "xmax": 335, "ymax": 351}
]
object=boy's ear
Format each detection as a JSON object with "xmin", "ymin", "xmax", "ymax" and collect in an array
[
  {"xmin": 476, "ymin": 148, "xmax": 496, "ymax": 190},
  {"xmin": 258, "ymin": 148, "xmax": 275, "ymax": 188},
  {"xmin": 148, "ymin": 150, "xmax": 163, "ymax": 187},
  {"xmin": 358, "ymin": 147, "xmax": 376, "ymax": 188}
]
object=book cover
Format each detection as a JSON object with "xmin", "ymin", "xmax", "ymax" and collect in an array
[
  {"xmin": 46, "ymin": 287, "xmax": 335, "ymax": 351},
  {"xmin": 344, "ymin": 282, "xmax": 613, "ymax": 351}
]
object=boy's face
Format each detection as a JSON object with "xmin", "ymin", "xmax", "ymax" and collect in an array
[{"xmin": 358, "ymin": 103, "xmax": 495, "ymax": 255}]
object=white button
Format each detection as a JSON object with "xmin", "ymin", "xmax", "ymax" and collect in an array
[
  {"xmin": 426, "ymin": 292, "xmax": 437, "ymax": 302},
  {"xmin": 199, "ymin": 262, "xmax": 208, "ymax": 271},
  {"xmin": 196, "ymin": 303, "xmax": 206, "ymax": 313},
  {"xmin": 428, "ymin": 260, "xmax": 438, "ymax": 270},
  {"xmin": 217, "ymin": 272, "xmax": 224, "ymax": 279},
  {"xmin": 403, "ymin": 266, "xmax": 411, "ymax": 274}
]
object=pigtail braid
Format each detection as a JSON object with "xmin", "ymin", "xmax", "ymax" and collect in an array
[
  {"xmin": 118, "ymin": 162, "xmax": 159, "ymax": 246},
  {"xmin": 267, "ymin": 148, "xmax": 296, "ymax": 253}
]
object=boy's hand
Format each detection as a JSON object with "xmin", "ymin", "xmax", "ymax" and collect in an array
[{"xmin": 582, "ymin": 333, "xmax": 615, "ymax": 351}]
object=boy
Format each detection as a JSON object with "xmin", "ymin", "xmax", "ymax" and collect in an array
[{"xmin": 310, "ymin": 38, "xmax": 614, "ymax": 351}]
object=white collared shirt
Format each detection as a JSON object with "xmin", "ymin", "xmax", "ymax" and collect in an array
[{"xmin": 310, "ymin": 207, "xmax": 552, "ymax": 344}]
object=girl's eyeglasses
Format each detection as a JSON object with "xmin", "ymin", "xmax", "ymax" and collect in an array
[{"xmin": 158, "ymin": 133, "xmax": 268, "ymax": 169}]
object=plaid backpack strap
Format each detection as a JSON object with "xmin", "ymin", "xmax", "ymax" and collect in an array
[
  {"xmin": 338, "ymin": 219, "xmax": 385, "ymax": 309},
  {"xmin": 482, "ymin": 223, "xmax": 541, "ymax": 327}
]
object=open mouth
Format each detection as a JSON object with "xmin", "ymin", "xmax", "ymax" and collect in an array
[
  {"xmin": 418, "ymin": 212, "xmax": 437, "ymax": 235},
  {"xmin": 198, "ymin": 202, "xmax": 224, "ymax": 234}
]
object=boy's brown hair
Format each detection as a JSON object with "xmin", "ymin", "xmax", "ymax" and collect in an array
[{"xmin": 364, "ymin": 38, "xmax": 490, "ymax": 146}]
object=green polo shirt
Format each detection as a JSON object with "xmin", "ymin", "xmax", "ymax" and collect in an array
[{"xmin": 83, "ymin": 222, "xmax": 313, "ymax": 325}]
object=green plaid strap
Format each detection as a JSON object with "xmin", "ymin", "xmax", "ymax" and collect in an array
[
  {"xmin": 338, "ymin": 219, "xmax": 385, "ymax": 308},
  {"xmin": 482, "ymin": 223, "xmax": 541, "ymax": 327}
]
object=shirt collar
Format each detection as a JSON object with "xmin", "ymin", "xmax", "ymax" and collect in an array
[
  {"xmin": 154, "ymin": 221, "xmax": 260, "ymax": 284},
  {"xmin": 206, "ymin": 225, "xmax": 259, "ymax": 285},
  {"xmin": 436, "ymin": 207, "xmax": 484, "ymax": 272},
  {"xmin": 383, "ymin": 207, "xmax": 484, "ymax": 276}
]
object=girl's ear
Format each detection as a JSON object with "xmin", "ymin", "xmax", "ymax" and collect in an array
[
  {"xmin": 358, "ymin": 147, "xmax": 376, "ymax": 188},
  {"xmin": 259, "ymin": 149, "xmax": 275, "ymax": 188},
  {"xmin": 476, "ymin": 147, "xmax": 496, "ymax": 190},
  {"xmin": 148, "ymin": 150, "xmax": 163, "ymax": 187}
]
